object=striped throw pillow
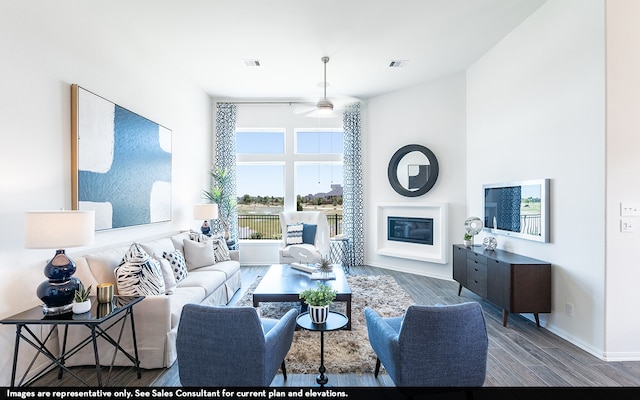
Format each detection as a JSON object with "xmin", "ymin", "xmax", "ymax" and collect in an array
[{"xmin": 115, "ymin": 243, "xmax": 166, "ymax": 296}]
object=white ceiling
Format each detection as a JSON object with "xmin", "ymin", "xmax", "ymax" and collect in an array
[{"xmin": 67, "ymin": 0, "xmax": 547, "ymax": 101}]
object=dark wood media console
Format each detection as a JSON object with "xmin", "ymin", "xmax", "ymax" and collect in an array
[{"xmin": 453, "ymin": 244, "xmax": 551, "ymax": 327}]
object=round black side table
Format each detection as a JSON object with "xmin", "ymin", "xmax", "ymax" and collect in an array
[{"xmin": 296, "ymin": 311, "xmax": 348, "ymax": 387}]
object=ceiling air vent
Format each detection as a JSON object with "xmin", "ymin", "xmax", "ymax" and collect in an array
[
  {"xmin": 389, "ymin": 60, "xmax": 409, "ymax": 68},
  {"xmin": 243, "ymin": 59, "xmax": 261, "ymax": 67}
]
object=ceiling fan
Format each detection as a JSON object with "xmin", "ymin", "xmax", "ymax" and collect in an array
[{"xmin": 294, "ymin": 56, "xmax": 358, "ymax": 118}]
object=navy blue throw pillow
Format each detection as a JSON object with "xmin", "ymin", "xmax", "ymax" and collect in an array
[{"xmin": 302, "ymin": 224, "xmax": 317, "ymax": 245}]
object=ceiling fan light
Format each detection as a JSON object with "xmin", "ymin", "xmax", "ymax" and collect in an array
[{"xmin": 316, "ymin": 98, "xmax": 334, "ymax": 112}]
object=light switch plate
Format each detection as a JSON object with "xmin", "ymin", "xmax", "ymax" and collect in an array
[{"xmin": 621, "ymin": 202, "xmax": 640, "ymax": 217}]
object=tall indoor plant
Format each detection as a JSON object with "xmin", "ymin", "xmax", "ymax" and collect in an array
[{"xmin": 202, "ymin": 167, "xmax": 236, "ymax": 240}]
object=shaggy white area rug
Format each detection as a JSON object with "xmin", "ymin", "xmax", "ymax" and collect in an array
[{"xmin": 236, "ymin": 274, "xmax": 414, "ymax": 374}]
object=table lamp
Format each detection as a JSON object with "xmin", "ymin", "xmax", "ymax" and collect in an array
[
  {"xmin": 25, "ymin": 210, "xmax": 95, "ymax": 314},
  {"xmin": 193, "ymin": 204, "xmax": 218, "ymax": 236}
]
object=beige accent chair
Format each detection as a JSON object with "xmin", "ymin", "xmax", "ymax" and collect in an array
[{"xmin": 278, "ymin": 211, "xmax": 330, "ymax": 264}]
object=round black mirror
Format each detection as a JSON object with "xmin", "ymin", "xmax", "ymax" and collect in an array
[{"xmin": 387, "ymin": 144, "xmax": 439, "ymax": 197}]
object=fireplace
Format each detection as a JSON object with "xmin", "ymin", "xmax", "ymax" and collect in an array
[
  {"xmin": 376, "ymin": 203, "xmax": 448, "ymax": 264},
  {"xmin": 387, "ymin": 216, "xmax": 433, "ymax": 245}
]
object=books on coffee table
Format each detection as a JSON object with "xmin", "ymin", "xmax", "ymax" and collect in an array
[
  {"xmin": 290, "ymin": 262, "xmax": 316, "ymax": 273},
  {"xmin": 311, "ymin": 272, "xmax": 336, "ymax": 280}
]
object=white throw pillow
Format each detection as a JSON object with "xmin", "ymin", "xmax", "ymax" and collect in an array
[
  {"xmin": 183, "ymin": 238, "xmax": 216, "ymax": 270},
  {"xmin": 157, "ymin": 257, "xmax": 177, "ymax": 294}
]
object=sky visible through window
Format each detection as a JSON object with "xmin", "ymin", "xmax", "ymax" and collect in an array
[{"xmin": 236, "ymin": 130, "xmax": 343, "ymax": 197}]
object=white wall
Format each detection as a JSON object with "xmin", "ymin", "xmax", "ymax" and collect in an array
[
  {"xmin": 365, "ymin": 73, "xmax": 467, "ymax": 279},
  {"xmin": 0, "ymin": 3, "xmax": 212, "ymax": 385},
  {"xmin": 604, "ymin": 0, "xmax": 640, "ymax": 360},
  {"xmin": 467, "ymin": 0, "xmax": 607, "ymax": 356}
]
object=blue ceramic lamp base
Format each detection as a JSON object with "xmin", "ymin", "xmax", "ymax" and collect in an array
[{"xmin": 37, "ymin": 249, "xmax": 80, "ymax": 315}]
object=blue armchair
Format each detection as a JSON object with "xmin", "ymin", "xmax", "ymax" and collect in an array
[
  {"xmin": 365, "ymin": 302, "xmax": 488, "ymax": 387},
  {"xmin": 176, "ymin": 304, "xmax": 298, "ymax": 386}
]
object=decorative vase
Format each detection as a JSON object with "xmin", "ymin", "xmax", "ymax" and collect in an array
[
  {"xmin": 309, "ymin": 305, "xmax": 330, "ymax": 324},
  {"xmin": 72, "ymin": 300, "xmax": 91, "ymax": 314},
  {"xmin": 483, "ymin": 236, "xmax": 498, "ymax": 251},
  {"xmin": 464, "ymin": 239, "xmax": 473, "ymax": 247}
]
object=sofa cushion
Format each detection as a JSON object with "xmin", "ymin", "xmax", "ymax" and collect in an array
[
  {"xmin": 72, "ymin": 257, "xmax": 100, "ymax": 296},
  {"xmin": 177, "ymin": 270, "xmax": 227, "ymax": 297},
  {"xmin": 84, "ymin": 245, "xmax": 130, "ymax": 292},
  {"xmin": 139, "ymin": 238, "xmax": 177, "ymax": 261},
  {"xmin": 169, "ymin": 287, "xmax": 206, "ymax": 328},
  {"xmin": 183, "ymin": 239, "xmax": 216, "ymax": 270},
  {"xmin": 193, "ymin": 260, "xmax": 240, "ymax": 280},
  {"xmin": 162, "ymin": 249, "xmax": 188, "ymax": 283},
  {"xmin": 115, "ymin": 243, "xmax": 166, "ymax": 296},
  {"xmin": 170, "ymin": 232, "xmax": 191, "ymax": 254}
]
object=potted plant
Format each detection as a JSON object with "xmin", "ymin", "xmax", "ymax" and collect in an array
[
  {"xmin": 299, "ymin": 282, "xmax": 337, "ymax": 324},
  {"xmin": 202, "ymin": 167, "xmax": 237, "ymax": 241},
  {"xmin": 464, "ymin": 233, "xmax": 474, "ymax": 247},
  {"xmin": 72, "ymin": 282, "xmax": 92, "ymax": 314}
]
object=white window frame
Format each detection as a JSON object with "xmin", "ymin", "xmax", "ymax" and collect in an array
[{"xmin": 236, "ymin": 127, "xmax": 343, "ymax": 212}]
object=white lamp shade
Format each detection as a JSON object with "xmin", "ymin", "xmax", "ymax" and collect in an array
[
  {"xmin": 25, "ymin": 210, "xmax": 95, "ymax": 249},
  {"xmin": 193, "ymin": 204, "xmax": 219, "ymax": 220}
]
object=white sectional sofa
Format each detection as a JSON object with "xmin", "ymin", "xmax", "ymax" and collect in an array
[{"xmin": 64, "ymin": 230, "xmax": 241, "ymax": 369}]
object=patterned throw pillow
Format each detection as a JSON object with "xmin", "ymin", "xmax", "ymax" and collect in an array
[
  {"xmin": 286, "ymin": 223, "xmax": 304, "ymax": 245},
  {"xmin": 115, "ymin": 243, "xmax": 166, "ymax": 296},
  {"xmin": 189, "ymin": 230, "xmax": 210, "ymax": 243},
  {"xmin": 162, "ymin": 249, "xmax": 188, "ymax": 283},
  {"xmin": 211, "ymin": 235, "xmax": 231, "ymax": 262}
]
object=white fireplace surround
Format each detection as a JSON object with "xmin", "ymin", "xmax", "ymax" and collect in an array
[{"xmin": 376, "ymin": 202, "xmax": 448, "ymax": 264}]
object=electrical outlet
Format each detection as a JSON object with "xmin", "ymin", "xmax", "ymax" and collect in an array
[
  {"xmin": 566, "ymin": 302, "xmax": 574, "ymax": 318},
  {"xmin": 621, "ymin": 218, "xmax": 635, "ymax": 233}
]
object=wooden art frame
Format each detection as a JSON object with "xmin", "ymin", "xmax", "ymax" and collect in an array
[{"xmin": 71, "ymin": 84, "xmax": 172, "ymax": 230}]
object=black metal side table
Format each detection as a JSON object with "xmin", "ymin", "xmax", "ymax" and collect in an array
[
  {"xmin": 1, "ymin": 295, "xmax": 143, "ymax": 387},
  {"xmin": 296, "ymin": 311, "xmax": 348, "ymax": 387}
]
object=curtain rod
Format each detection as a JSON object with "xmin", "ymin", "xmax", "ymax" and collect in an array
[{"xmin": 216, "ymin": 101, "xmax": 313, "ymax": 105}]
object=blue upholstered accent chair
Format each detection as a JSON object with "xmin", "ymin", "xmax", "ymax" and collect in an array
[
  {"xmin": 176, "ymin": 304, "xmax": 298, "ymax": 387},
  {"xmin": 365, "ymin": 302, "xmax": 488, "ymax": 387}
]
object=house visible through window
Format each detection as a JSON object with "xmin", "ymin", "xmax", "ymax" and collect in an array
[{"xmin": 236, "ymin": 128, "xmax": 343, "ymax": 240}]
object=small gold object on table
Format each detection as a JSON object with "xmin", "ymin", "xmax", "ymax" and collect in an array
[{"xmin": 97, "ymin": 283, "xmax": 114, "ymax": 303}]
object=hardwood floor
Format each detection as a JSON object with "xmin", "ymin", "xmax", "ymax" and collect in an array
[{"xmin": 29, "ymin": 265, "xmax": 640, "ymax": 388}]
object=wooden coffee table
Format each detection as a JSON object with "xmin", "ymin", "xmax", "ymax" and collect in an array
[{"xmin": 252, "ymin": 264, "xmax": 352, "ymax": 330}]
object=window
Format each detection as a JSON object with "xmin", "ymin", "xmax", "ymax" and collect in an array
[{"xmin": 236, "ymin": 128, "xmax": 343, "ymax": 239}]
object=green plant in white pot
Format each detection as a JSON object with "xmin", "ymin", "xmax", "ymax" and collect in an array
[
  {"xmin": 464, "ymin": 232, "xmax": 474, "ymax": 247},
  {"xmin": 72, "ymin": 282, "xmax": 92, "ymax": 314},
  {"xmin": 299, "ymin": 282, "xmax": 337, "ymax": 324}
]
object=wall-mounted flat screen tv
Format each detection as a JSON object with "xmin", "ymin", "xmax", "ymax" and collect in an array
[{"xmin": 483, "ymin": 178, "xmax": 550, "ymax": 243}]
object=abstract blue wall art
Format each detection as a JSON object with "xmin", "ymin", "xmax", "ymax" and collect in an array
[{"xmin": 72, "ymin": 85, "xmax": 172, "ymax": 230}]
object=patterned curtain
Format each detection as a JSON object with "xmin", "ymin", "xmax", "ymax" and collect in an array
[
  {"xmin": 214, "ymin": 103, "xmax": 238, "ymax": 244},
  {"xmin": 342, "ymin": 103, "xmax": 365, "ymax": 266}
]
